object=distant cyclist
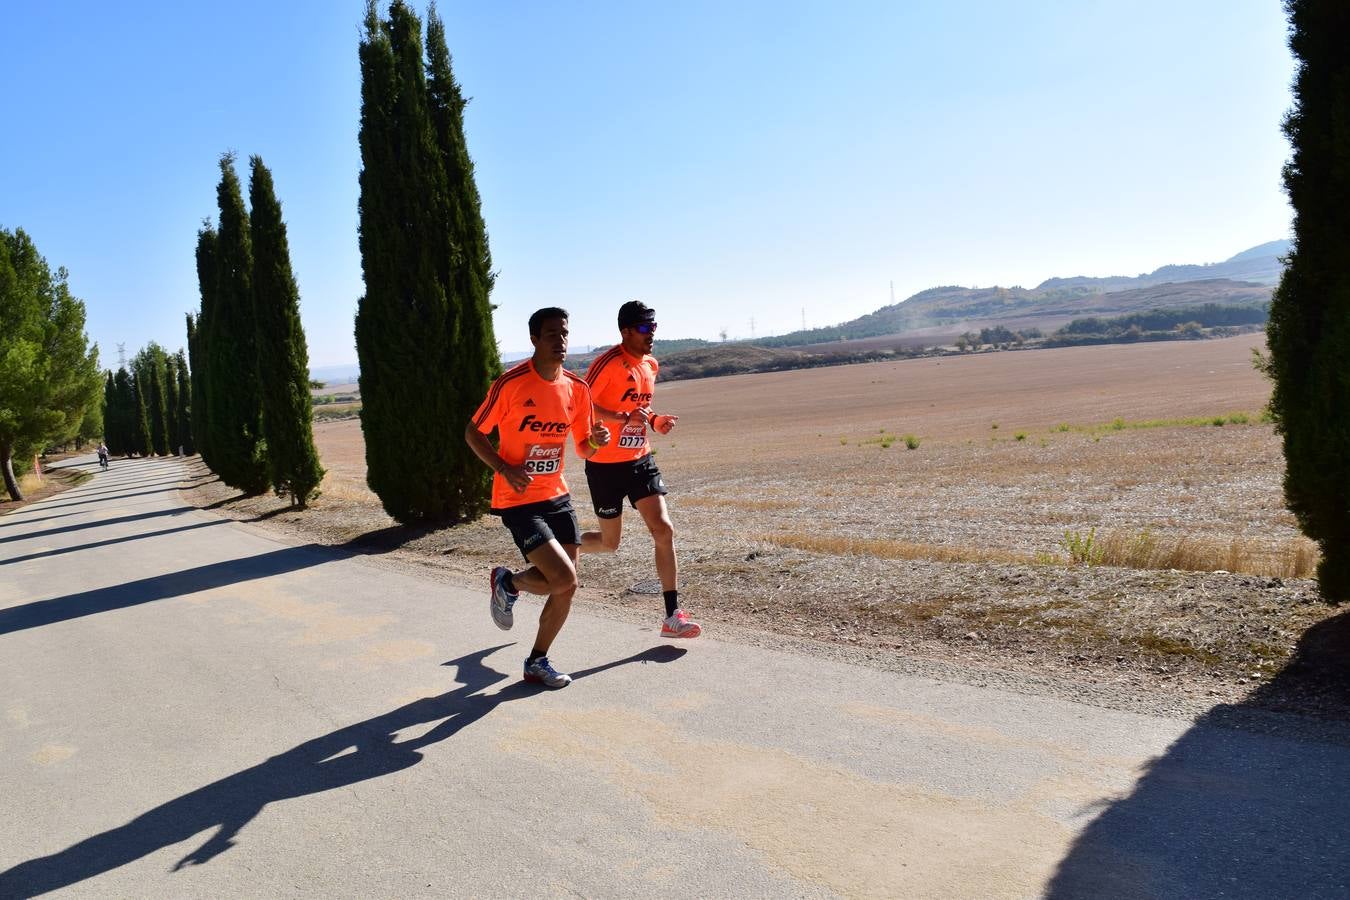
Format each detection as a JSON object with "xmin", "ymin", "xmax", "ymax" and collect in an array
[
  {"xmin": 464, "ymin": 307, "xmax": 611, "ymax": 689},
  {"xmin": 579, "ymin": 300, "xmax": 701, "ymax": 639},
  {"xmin": 97, "ymin": 442, "xmax": 109, "ymax": 470}
]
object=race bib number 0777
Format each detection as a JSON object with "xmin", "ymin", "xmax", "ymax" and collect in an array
[{"xmin": 618, "ymin": 423, "xmax": 647, "ymax": 449}]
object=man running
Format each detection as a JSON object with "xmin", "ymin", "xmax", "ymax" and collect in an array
[
  {"xmin": 579, "ymin": 300, "xmax": 701, "ymax": 639},
  {"xmin": 464, "ymin": 307, "xmax": 611, "ymax": 689}
]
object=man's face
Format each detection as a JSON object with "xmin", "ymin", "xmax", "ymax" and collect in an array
[
  {"xmin": 621, "ymin": 320, "xmax": 656, "ymax": 355},
  {"xmin": 532, "ymin": 317, "xmax": 569, "ymax": 362}
]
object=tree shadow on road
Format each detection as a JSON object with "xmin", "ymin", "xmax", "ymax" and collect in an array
[
  {"xmin": 1045, "ymin": 611, "xmax": 1350, "ymax": 899},
  {"xmin": 0, "ymin": 519, "xmax": 229, "ymax": 568},
  {"xmin": 0, "ymin": 541, "xmax": 343, "ymax": 636},
  {"xmin": 0, "ymin": 510, "xmax": 453, "ymax": 637},
  {"xmin": 0, "ymin": 644, "xmax": 686, "ymax": 896}
]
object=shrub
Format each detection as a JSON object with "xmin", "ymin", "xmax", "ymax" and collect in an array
[
  {"xmin": 1063, "ymin": 528, "xmax": 1104, "ymax": 566},
  {"xmin": 904, "ymin": 434, "xmax": 920, "ymax": 450}
]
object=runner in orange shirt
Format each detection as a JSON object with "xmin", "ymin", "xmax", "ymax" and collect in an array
[
  {"xmin": 580, "ymin": 300, "xmax": 701, "ymax": 639},
  {"xmin": 465, "ymin": 307, "xmax": 611, "ymax": 688}
]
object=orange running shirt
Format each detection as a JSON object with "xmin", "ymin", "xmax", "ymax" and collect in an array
[
  {"xmin": 472, "ymin": 359, "xmax": 595, "ymax": 511},
  {"xmin": 585, "ymin": 345, "xmax": 659, "ymax": 464}
]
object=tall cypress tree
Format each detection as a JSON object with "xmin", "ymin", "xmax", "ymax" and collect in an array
[
  {"xmin": 102, "ymin": 372, "xmax": 119, "ymax": 454},
  {"xmin": 164, "ymin": 352, "xmax": 181, "ymax": 454},
  {"xmin": 186, "ymin": 309, "xmax": 209, "ymax": 463},
  {"xmin": 426, "ymin": 2, "xmax": 501, "ymax": 518},
  {"xmin": 109, "ymin": 367, "xmax": 136, "ymax": 456},
  {"xmin": 131, "ymin": 371, "xmax": 152, "ymax": 457},
  {"xmin": 1267, "ymin": 0, "xmax": 1350, "ymax": 601},
  {"xmin": 139, "ymin": 345, "xmax": 170, "ymax": 455},
  {"xmin": 354, "ymin": 1, "xmax": 499, "ymax": 524},
  {"xmin": 249, "ymin": 155, "xmax": 325, "ymax": 507},
  {"xmin": 175, "ymin": 349, "xmax": 193, "ymax": 454},
  {"xmin": 204, "ymin": 153, "xmax": 269, "ymax": 493}
]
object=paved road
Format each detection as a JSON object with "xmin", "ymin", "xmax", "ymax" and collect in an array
[{"xmin": 2, "ymin": 456, "xmax": 1347, "ymax": 898}]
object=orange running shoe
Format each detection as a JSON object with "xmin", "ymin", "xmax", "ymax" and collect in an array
[{"xmin": 661, "ymin": 609, "xmax": 702, "ymax": 639}]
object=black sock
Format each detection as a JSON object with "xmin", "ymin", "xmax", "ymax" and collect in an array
[
  {"xmin": 503, "ymin": 572, "xmax": 516, "ymax": 594},
  {"xmin": 663, "ymin": 590, "xmax": 679, "ymax": 618},
  {"xmin": 528, "ymin": 648, "xmax": 547, "ymax": 663}
]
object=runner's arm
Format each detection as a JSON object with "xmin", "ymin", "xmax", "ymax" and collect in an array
[
  {"xmin": 464, "ymin": 422, "xmax": 531, "ymax": 493},
  {"xmin": 591, "ymin": 402, "xmax": 632, "ymax": 425}
]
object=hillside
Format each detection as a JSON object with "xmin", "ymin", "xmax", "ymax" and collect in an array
[{"xmin": 757, "ymin": 240, "xmax": 1284, "ymax": 351}]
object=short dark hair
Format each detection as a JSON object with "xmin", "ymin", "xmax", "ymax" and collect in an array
[
  {"xmin": 528, "ymin": 306, "xmax": 569, "ymax": 336},
  {"xmin": 618, "ymin": 300, "xmax": 656, "ymax": 330}
]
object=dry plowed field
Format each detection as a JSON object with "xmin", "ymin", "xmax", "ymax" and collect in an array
[{"xmin": 185, "ymin": 334, "xmax": 1350, "ymax": 719}]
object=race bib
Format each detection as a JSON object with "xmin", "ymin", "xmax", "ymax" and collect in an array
[
  {"xmin": 522, "ymin": 443, "xmax": 562, "ymax": 475},
  {"xmin": 618, "ymin": 422, "xmax": 648, "ymax": 450}
]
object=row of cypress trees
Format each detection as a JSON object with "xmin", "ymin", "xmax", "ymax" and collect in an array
[
  {"xmin": 1266, "ymin": 0, "xmax": 1350, "ymax": 603},
  {"xmin": 102, "ymin": 345, "xmax": 192, "ymax": 457},
  {"xmin": 189, "ymin": 153, "xmax": 324, "ymax": 507},
  {"xmin": 355, "ymin": 0, "xmax": 500, "ymax": 525}
]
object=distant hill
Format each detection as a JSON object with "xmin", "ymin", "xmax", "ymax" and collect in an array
[
  {"xmin": 756, "ymin": 240, "xmax": 1285, "ymax": 350},
  {"xmin": 1038, "ymin": 239, "xmax": 1289, "ymax": 293}
]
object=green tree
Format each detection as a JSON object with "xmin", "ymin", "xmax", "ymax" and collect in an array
[
  {"xmin": 186, "ymin": 310, "xmax": 208, "ymax": 462},
  {"xmin": 426, "ymin": 2, "xmax": 501, "ymax": 516},
  {"xmin": 134, "ymin": 344, "xmax": 171, "ymax": 455},
  {"xmin": 203, "ymin": 153, "xmax": 269, "ymax": 493},
  {"xmin": 190, "ymin": 236, "xmax": 215, "ymax": 467},
  {"xmin": 102, "ymin": 371, "xmax": 119, "ymax": 451},
  {"xmin": 0, "ymin": 227, "xmax": 102, "ymax": 500},
  {"xmin": 1266, "ymin": 0, "xmax": 1350, "ymax": 601},
  {"xmin": 164, "ymin": 352, "xmax": 181, "ymax": 454},
  {"xmin": 105, "ymin": 367, "xmax": 137, "ymax": 456},
  {"xmin": 249, "ymin": 155, "xmax": 325, "ymax": 506},
  {"xmin": 77, "ymin": 389, "xmax": 104, "ymax": 449},
  {"xmin": 131, "ymin": 370, "xmax": 152, "ymax": 457},
  {"xmin": 354, "ymin": 1, "xmax": 500, "ymax": 524},
  {"xmin": 175, "ymin": 349, "xmax": 193, "ymax": 454}
]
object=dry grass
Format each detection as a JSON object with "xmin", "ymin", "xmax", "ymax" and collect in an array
[
  {"xmin": 770, "ymin": 532, "xmax": 1038, "ymax": 566},
  {"xmin": 1092, "ymin": 529, "xmax": 1318, "ymax": 579}
]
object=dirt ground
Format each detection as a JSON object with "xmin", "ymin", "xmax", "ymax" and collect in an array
[
  {"xmin": 181, "ymin": 334, "xmax": 1350, "ymax": 721},
  {"xmin": 0, "ymin": 454, "xmax": 92, "ymax": 515}
]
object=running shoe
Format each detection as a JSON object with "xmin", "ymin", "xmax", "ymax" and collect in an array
[
  {"xmin": 489, "ymin": 566, "xmax": 518, "ymax": 631},
  {"xmin": 661, "ymin": 609, "xmax": 702, "ymax": 639},
  {"xmin": 523, "ymin": 656, "xmax": 572, "ymax": 689}
]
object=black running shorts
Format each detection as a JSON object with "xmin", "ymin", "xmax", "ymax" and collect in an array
[
  {"xmin": 584, "ymin": 454, "xmax": 668, "ymax": 519},
  {"xmin": 496, "ymin": 494, "xmax": 580, "ymax": 559}
]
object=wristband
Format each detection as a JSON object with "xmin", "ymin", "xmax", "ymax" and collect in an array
[{"xmin": 587, "ymin": 436, "xmax": 600, "ymax": 450}]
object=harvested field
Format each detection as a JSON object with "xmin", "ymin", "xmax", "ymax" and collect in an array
[{"xmin": 184, "ymin": 334, "xmax": 1349, "ymax": 719}]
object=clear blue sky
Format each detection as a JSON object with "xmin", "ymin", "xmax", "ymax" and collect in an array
[{"xmin": 2, "ymin": 1, "xmax": 1295, "ymax": 368}]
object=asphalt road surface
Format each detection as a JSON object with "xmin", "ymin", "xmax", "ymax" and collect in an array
[{"xmin": 2, "ymin": 456, "xmax": 1347, "ymax": 898}]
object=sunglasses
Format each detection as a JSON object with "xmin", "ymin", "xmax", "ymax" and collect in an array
[{"xmin": 633, "ymin": 322, "xmax": 657, "ymax": 335}]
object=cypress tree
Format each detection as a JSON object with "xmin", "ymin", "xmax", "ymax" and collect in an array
[
  {"xmin": 102, "ymin": 372, "xmax": 118, "ymax": 453},
  {"xmin": 249, "ymin": 155, "xmax": 325, "ymax": 506},
  {"xmin": 1266, "ymin": 0, "xmax": 1350, "ymax": 601},
  {"xmin": 186, "ymin": 309, "xmax": 209, "ymax": 463},
  {"xmin": 109, "ymin": 367, "xmax": 136, "ymax": 456},
  {"xmin": 164, "ymin": 352, "xmax": 181, "ymax": 454},
  {"xmin": 205, "ymin": 153, "xmax": 270, "ymax": 493},
  {"xmin": 426, "ymin": 2, "xmax": 501, "ymax": 518},
  {"xmin": 143, "ymin": 346, "xmax": 171, "ymax": 455},
  {"xmin": 354, "ymin": 0, "xmax": 499, "ymax": 524},
  {"xmin": 132, "ymin": 371, "xmax": 152, "ymax": 456},
  {"xmin": 175, "ymin": 349, "xmax": 193, "ymax": 454}
]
